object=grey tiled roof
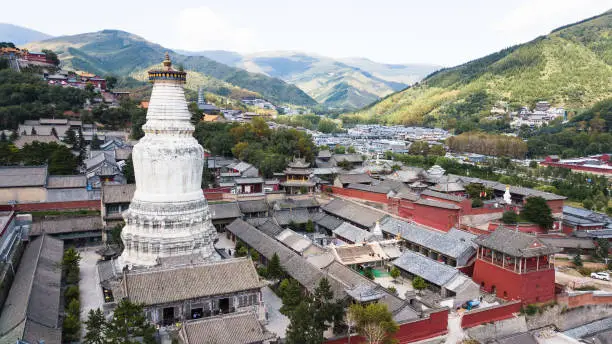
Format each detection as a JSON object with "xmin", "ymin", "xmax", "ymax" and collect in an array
[
  {"xmin": 0, "ymin": 165, "xmax": 48, "ymax": 188},
  {"xmin": 234, "ymin": 177, "xmax": 264, "ymax": 184},
  {"xmin": 209, "ymin": 202, "xmax": 241, "ymax": 220},
  {"xmin": 121, "ymin": 258, "xmax": 262, "ymax": 305},
  {"xmin": 102, "ymin": 184, "xmax": 136, "ymax": 203},
  {"xmin": 255, "ymin": 218, "xmax": 284, "ymax": 237},
  {"xmin": 273, "ymin": 209, "xmax": 312, "ymax": 226},
  {"xmin": 336, "ymin": 173, "xmax": 375, "ymax": 185},
  {"xmin": 0, "ymin": 235, "xmax": 63, "ymax": 344},
  {"xmin": 474, "ymin": 227, "xmax": 561, "ymax": 257},
  {"xmin": 180, "ymin": 312, "xmax": 276, "ymax": 344},
  {"xmin": 393, "ymin": 251, "xmax": 461, "ymax": 287},
  {"xmin": 273, "ymin": 197, "xmax": 319, "ymax": 210},
  {"xmin": 415, "ymin": 198, "xmax": 461, "ymax": 210},
  {"xmin": 379, "ymin": 217, "xmax": 475, "ymax": 265},
  {"xmin": 421, "ymin": 189, "xmax": 465, "ymax": 202},
  {"xmin": 30, "ymin": 216, "xmax": 103, "ymax": 236},
  {"xmin": 46, "ymin": 175, "xmax": 87, "ymax": 189},
  {"xmin": 428, "ymin": 182, "xmax": 465, "ymax": 193},
  {"xmin": 540, "ymin": 237, "xmax": 596, "ymax": 250},
  {"xmin": 312, "ymin": 213, "xmax": 344, "ymax": 230},
  {"xmin": 333, "ymin": 222, "xmax": 378, "ymax": 243},
  {"xmin": 276, "ymin": 229, "xmax": 315, "ymax": 254},
  {"xmin": 238, "ymin": 199, "xmax": 268, "ymax": 214},
  {"xmin": 332, "ymin": 154, "xmax": 364, "ymax": 163},
  {"xmin": 322, "ymin": 198, "xmax": 385, "ymax": 229}
]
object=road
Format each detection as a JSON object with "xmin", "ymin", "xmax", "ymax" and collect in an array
[{"xmin": 556, "ymin": 270, "xmax": 612, "ymax": 291}]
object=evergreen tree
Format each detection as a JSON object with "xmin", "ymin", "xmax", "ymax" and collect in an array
[
  {"xmin": 501, "ymin": 211, "xmax": 519, "ymax": 224},
  {"xmin": 305, "ymin": 219, "xmax": 314, "ymax": 232},
  {"xmin": 64, "ymin": 128, "xmax": 77, "ymax": 146},
  {"xmin": 521, "ymin": 196, "xmax": 554, "ymax": 229},
  {"xmin": 91, "ymin": 134, "xmax": 101, "ymax": 149},
  {"xmin": 267, "ymin": 253, "xmax": 284, "ymax": 281},
  {"xmin": 573, "ymin": 249, "xmax": 583, "ymax": 267},
  {"xmin": 49, "ymin": 147, "xmax": 78, "ymax": 174},
  {"xmin": 0, "ymin": 131, "xmax": 6, "ymax": 142},
  {"xmin": 9, "ymin": 130, "xmax": 18, "ymax": 142},
  {"xmin": 84, "ymin": 308, "xmax": 106, "ymax": 344},
  {"xmin": 280, "ymin": 279, "xmax": 303, "ymax": 315},
  {"xmin": 104, "ymin": 299, "xmax": 156, "ymax": 344},
  {"xmin": 286, "ymin": 301, "xmax": 324, "ymax": 344},
  {"xmin": 124, "ymin": 155, "xmax": 135, "ymax": 184},
  {"xmin": 312, "ymin": 278, "xmax": 344, "ymax": 334}
]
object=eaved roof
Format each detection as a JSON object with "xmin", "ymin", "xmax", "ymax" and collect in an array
[
  {"xmin": 379, "ymin": 216, "xmax": 476, "ymax": 265},
  {"xmin": 255, "ymin": 218, "xmax": 284, "ymax": 237},
  {"xmin": 46, "ymin": 175, "xmax": 87, "ymax": 189},
  {"xmin": 276, "ymin": 228, "xmax": 316, "ymax": 254},
  {"xmin": 102, "ymin": 184, "xmax": 136, "ymax": 203},
  {"xmin": 322, "ymin": 198, "xmax": 386, "ymax": 229},
  {"xmin": 209, "ymin": 202, "xmax": 241, "ymax": 220},
  {"xmin": 180, "ymin": 312, "xmax": 276, "ymax": 344},
  {"xmin": 238, "ymin": 199, "xmax": 268, "ymax": 213},
  {"xmin": 421, "ymin": 189, "xmax": 465, "ymax": 203},
  {"xmin": 336, "ymin": 173, "xmax": 375, "ymax": 185},
  {"xmin": 392, "ymin": 250, "xmax": 461, "ymax": 287},
  {"xmin": 474, "ymin": 227, "xmax": 562, "ymax": 257},
  {"xmin": 273, "ymin": 208, "xmax": 312, "ymax": 226},
  {"xmin": 312, "ymin": 213, "xmax": 344, "ymax": 230},
  {"xmin": 119, "ymin": 258, "xmax": 262, "ymax": 306},
  {"xmin": 0, "ymin": 235, "xmax": 64, "ymax": 344},
  {"xmin": 428, "ymin": 182, "xmax": 465, "ymax": 193},
  {"xmin": 30, "ymin": 216, "xmax": 103, "ymax": 236},
  {"xmin": 0, "ymin": 165, "xmax": 48, "ymax": 188},
  {"xmin": 333, "ymin": 222, "xmax": 378, "ymax": 243},
  {"xmin": 415, "ymin": 198, "xmax": 461, "ymax": 210}
]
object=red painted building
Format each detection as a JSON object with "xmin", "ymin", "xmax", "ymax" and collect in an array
[
  {"xmin": 25, "ymin": 51, "xmax": 49, "ymax": 63},
  {"xmin": 472, "ymin": 228, "xmax": 561, "ymax": 304}
]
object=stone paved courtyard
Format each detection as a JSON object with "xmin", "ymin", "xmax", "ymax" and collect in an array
[{"xmin": 79, "ymin": 247, "xmax": 104, "ymax": 323}]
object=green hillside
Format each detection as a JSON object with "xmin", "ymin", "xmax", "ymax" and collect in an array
[
  {"xmin": 25, "ymin": 30, "xmax": 317, "ymax": 106},
  {"xmin": 348, "ymin": 10, "xmax": 612, "ymax": 125},
  {"xmin": 189, "ymin": 51, "xmax": 438, "ymax": 109}
]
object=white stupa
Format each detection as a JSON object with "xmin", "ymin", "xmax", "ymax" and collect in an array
[
  {"xmin": 119, "ymin": 53, "xmax": 217, "ymax": 267},
  {"xmin": 503, "ymin": 185, "xmax": 512, "ymax": 204}
]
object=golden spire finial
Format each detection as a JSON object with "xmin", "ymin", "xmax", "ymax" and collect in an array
[{"xmin": 163, "ymin": 52, "xmax": 172, "ymax": 69}]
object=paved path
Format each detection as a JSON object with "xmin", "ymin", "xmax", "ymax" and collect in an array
[
  {"xmin": 261, "ymin": 286, "xmax": 289, "ymax": 339},
  {"xmin": 444, "ymin": 312, "xmax": 466, "ymax": 344},
  {"xmin": 79, "ymin": 248, "xmax": 104, "ymax": 323}
]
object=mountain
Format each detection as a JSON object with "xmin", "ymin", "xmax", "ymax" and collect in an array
[
  {"xmin": 24, "ymin": 30, "xmax": 317, "ymax": 106},
  {"xmin": 0, "ymin": 23, "xmax": 52, "ymax": 46},
  {"xmin": 183, "ymin": 50, "xmax": 439, "ymax": 109},
  {"xmin": 349, "ymin": 10, "xmax": 612, "ymax": 125}
]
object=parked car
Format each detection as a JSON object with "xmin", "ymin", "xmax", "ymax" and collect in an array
[{"xmin": 590, "ymin": 272, "xmax": 611, "ymax": 281}]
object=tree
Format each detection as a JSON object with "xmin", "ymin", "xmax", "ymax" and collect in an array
[
  {"xmin": 104, "ymin": 299, "xmax": 156, "ymax": 344},
  {"xmin": 521, "ymin": 196, "xmax": 554, "ymax": 229},
  {"xmin": 84, "ymin": 308, "xmax": 106, "ymax": 344},
  {"xmin": 471, "ymin": 198, "xmax": 484, "ymax": 208},
  {"xmin": 390, "ymin": 267, "xmax": 401, "ymax": 281},
  {"xmin": 409, "ymin": 141, "xmax": 429, "ymax": 156},
  {"xmin": 286, "ymin": 301, "xmax": 324, "ymax": 344},
  {"xmin": 64, "ymin": 128, "xmax": 77, "ymax": 146},
  {"xmin": 65, "ymin": 285, "xmax": 80, "ymax": 302},
  {"xmin": 0, "ymin": 131, "xmax": 6, "ymax": 142},
  {"xmin": 347, "ymin": 146, "xmax": 356, "ymax": 154},
  {"xmin": 105, "ymin": 75, "xmax": 118, "ymax": 90},
  {"xmin": 63, "ymin": 313, "xmax": 81, "ymax": 342},
  {"xmin": 347, "ymin": 303, "xmax": 398, "ymax": 344},
  {"xmin": 501, "ymin": 211, "xmax": 518, "ymax": 224},
  {"xmin": 529, "ymin": 160, "xmax": 538, "ymax": 168},
  {"xmin": 412, "ymin": 276, "xmax": 428, "ymax": 294},
  {"xmin": 267, "ymin": 253, "xmax": 284, "ymax": 281},
  {"xmin": 48, "ymin": 147, "xmax": 78, "ymax": 174},
  {"xmin": 337, "ymin": 159, "xmax": 352, "ymax": 170},
  {"xmin": 188, "ymin": 102, "xmax": 204, "ymax": 125},
  {"xmin": 91, "ymin": 134, "xmax": 101, "ymax": 149},
  {"xmin": 334, "ymin": 145, "xmax": 346, "ymax": 154},
  {"xmin": 364, "ymin": 267, "xmax": 375, "ymax": 280},
  {"xmin": 42, "ymin": 49, "xmax": 60, "ymax": 66},
  {"xmin": 595, "ymin": 238, "xmax": 610, "ymax": 261},
  {"xmin": 429, "ymin": 144, "xmax": 446, "ymax": 156},
  {"xmin": 582, "ymin": 198, "xmax": 594, "ymax": 210},
  {"xmin": 281, "ymin": 279, "xmax": 303, "ymax": 315},
  {"xmin": 63, "ymin": 247, "xmax": 81, "ymax": 271},
  {"xmin": 573, "ymin": 250, "xmax": 583, "ymax": 267},
  {"xmin": 305, "ymin": 219, "xmax": 314, "ymax": 232},
  {"xmin": 124, "ymin": 154, "xmax": 135, "ymax": 184},
  {"xmin": 313, "ymin": 278, "xmax": 343, "ymax": 332}
]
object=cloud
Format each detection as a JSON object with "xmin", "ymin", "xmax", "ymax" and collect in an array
[
  {"xmin": 494, "ymin": 0, "xmax": 612, "ymax": 43},
  {"xmin": 173, "ymin": 6, "xmax": 258, "ymax": 52}
]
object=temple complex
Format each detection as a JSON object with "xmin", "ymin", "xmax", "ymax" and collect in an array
[{"xmin": 118, "ymin": 54, "xmax": 217, "ymax": 267}]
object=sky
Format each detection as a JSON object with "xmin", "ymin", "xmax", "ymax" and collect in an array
[{"xmin": 4, "ymin": 0, "xmax": 612, "ymax": 66}]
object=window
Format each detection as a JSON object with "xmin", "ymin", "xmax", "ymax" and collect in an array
[
  {"xmin": 141, "ymin": 243, "xmax": 148, "ymax": 254},
  {"xmin": 152, "ymin": 243, "xmax": 160, "ymax": 255},
  {"xmin": 107, "ymin": 204, "xmax": 121, "ymax": 214}
]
